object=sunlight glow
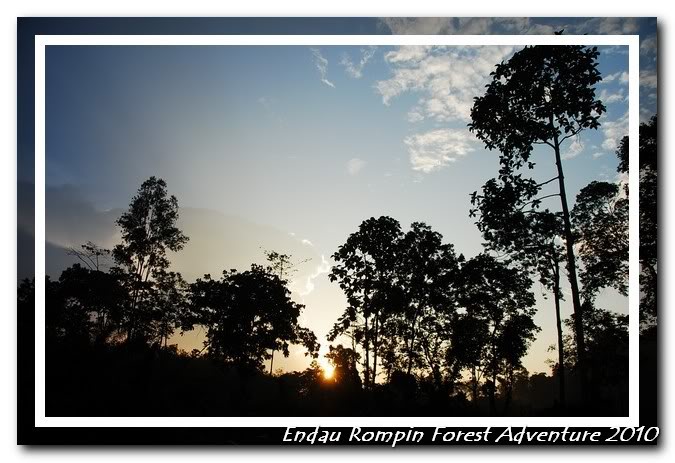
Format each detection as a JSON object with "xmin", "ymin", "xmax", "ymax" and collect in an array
[{"xmin": 323, "ymin": 364, "xmax": 335, "ymax": 380}]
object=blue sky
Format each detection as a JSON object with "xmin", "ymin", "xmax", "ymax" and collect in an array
[{"xmin": 41, "ymin": 17, "xmax": 656, "ymax": 376}]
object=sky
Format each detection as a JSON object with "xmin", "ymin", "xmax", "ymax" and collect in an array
[{"xmin": 39, "ymin": 17, "xmax": 657, "ymax": 377}]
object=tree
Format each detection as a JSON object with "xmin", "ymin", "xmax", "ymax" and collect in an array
[
  {"xmin": 325, "ymin": 344, "xmax": 362, "ymax": 390},
  {"xmin": 328, "ymin": 216, "xmax": 403, "ymax": 389},
  {"xmin": 263, "ymin": 249, "xmax": 311, "ymax": 374},
  {"xmin": 469, "ymin": 45, "xmax": 606, "ymax": 400},
  {"xmin": 631, "ymin": 115, "xmax": 657, "ymax": 329},
  {"xmin": 188, "ymin": 264, "xmax": 318, "ymax": 370},
  {"xmin": 67, "ymin": 241, "xmax": 111, "ymax": 271},
  {"xmin": 471, "ymin": 173, "xmax": 568, "ymax": 407},
  {"xmin": 454, "ymin": 254, "xmax": 538, "ymax": 414},
  {"xmin": 148, "ymin": 269, "xmax": 188, "ymax": 348},
  {"xmin": 562, "ymin": 303, "xmax": 628, "ymax": 411},
  {"xmin": 572, "ymin": 181, "xmax": 628, "ymax": 301},
  {"xmin": 112, "ymin": 177, "xmax": 189, "ymax": 342},
  {"xmin": 397, "ymin": 223, "xmax": 460, "ymax": 383}
]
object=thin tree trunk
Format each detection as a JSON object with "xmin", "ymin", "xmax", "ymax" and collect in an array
[
  {"xmin": 553, "ymin": 261, "xmax": 566, "ymax": 409},
  {"xmin": 372, "ymin": 313, "xmax": 379, "ymax": 387},
  {"xmin": 269, "ymin": 349, "xmax": 275, "ymax": 375},
  {"xmin": 471, "ymin": 366, "xmax": 478, "ymax": 405},
  {"xmin": 551, "ymin": 115, "xmax": 587, "ymax": 402},
  {"xmin": 406, "ymin": 307, "xmax": 420, "ymax": 375},
  {"xmin": 363, "ymin": 316, "xmax": 371, "ymax": 389}
]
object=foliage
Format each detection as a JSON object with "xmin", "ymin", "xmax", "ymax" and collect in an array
[
  {"xmin": 572, "ymin": 181, "xmax": 628, "ymax": 299},
  {"xmin": 189, "ymin": 264, "xmax": 318, "ymax": 370}
]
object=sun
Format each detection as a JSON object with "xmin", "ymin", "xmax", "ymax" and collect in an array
[{"xmin": 323, "ymin": 364, "xmax": 335, "ymax": 380}]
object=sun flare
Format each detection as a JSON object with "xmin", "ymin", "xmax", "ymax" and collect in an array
[{"xmin": 323, "ymin": 364, "xmax": 335, "ymax": 380}]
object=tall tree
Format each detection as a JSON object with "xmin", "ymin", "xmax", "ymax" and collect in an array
[
  {"xmin": 471, "ymin": 173, "xmax": 568, "ymax": 407},
  {"xmin": 469, "ymin": 45, "xmax": 606, "ymax": 399},
  {"xmin": 112, "ymin": 177, "xmax": 189, "ymax": 342},
  {"xmin": 621, "ymin": 115, "xmax": 657, "ymax": 329},
  {"xmin": 328, "ymin": 216, "xmax": 403, "ymax": 389},
  {"xmin": 398, "ymin": 222, "xmax": 460, "ymax": 380}
]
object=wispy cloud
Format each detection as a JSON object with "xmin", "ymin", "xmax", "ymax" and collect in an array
[
  {"xmin": 296, "ymin": 255, "xmax": 331, "ymax": 296},
  {"xmin": 380, "ymin": 17, "xmax": 555, "ymax": 35},
  {"xmin": 404, "ymin": 129, "xmax": 477, "ymax": 173},
  {"xmin": 640, "ymin": 70, "xmax": 657, "ymax": 89},
  {"xmin": 562, "ymin": 138, "xmax": 584, "ymax": 160},
  {"xmin": 599, "ymin": 88, "xmax": 627, "ymax": 105},
  {"xmin": 347, "ymin": 158, "xmax": 366, "ymax": 176},
  {"xmin": 301, "ymin": 238, "xmax": 313, "ymax": 247},
  {"xmin": 341, "ymin": 46, "xmax": 377, "ymax": 79},
  {"xmin": 310, "ymin": 47, "xmax": 335, "ymax": 88},
  {"xmin": 380, "ymin": 17, "xmax": 641, "ymax": 38},
  {"xmin": 375, "ymin": 45, "xmax": 515, "ymax": 123},
  {"xmin": 640, "ymin": 35, "xmax": 657, "ymax": 55},
  {"xmin": 601, "ymin": 112, "xmax": 629, "ymax": 152},
  {"xmin": 601, "ymin": 71, "xmax": 629, "ymax": 85}
]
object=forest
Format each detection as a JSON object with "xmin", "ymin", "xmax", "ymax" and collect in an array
[{"xmin": 22, "ymin": 44, "xmax": 657, "ymax": 419}]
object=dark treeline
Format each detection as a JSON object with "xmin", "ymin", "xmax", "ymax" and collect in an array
[{"xmin": 22, "ymin": 44, "xmax": 656, "ymax": 418}]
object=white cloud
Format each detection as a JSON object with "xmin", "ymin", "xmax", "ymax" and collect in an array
[
  {"xmin": 407, "ymin": 109, "xmax": 424, "ymax": 123},
  {"xmin": 562, "ymin": 138, "xmax": 584, "ymax": 160},
  {"xmin": 404, "ymin": 129, "xmax": 477, "ymax": 173},
  {"xmin": 640, "ymin": 36, "xmax": 657, "ymax": 55},
  {"xmin": 573, "ymin": 17, "xmax": 639, "ymax": 35},
  {"xmin": 599, "ymin": 88, "xmax": 627, "ymax": 105},
  {"xmin": 380, "ymin": 17, "xmax": 555, "ymax": 36},
  {"xmin": 347, "ymin": 157, "xmax": 366, "ymax": 176},
  {"xmin": 296, "ymin": 255, "xmax": 331, "ymax": 296},
  {"xmin": 301, "ymin": 239, "xmax": 313, "ymax": 247},
  {"xmin": 601, "ymin": 71, "xmax": 629, "ymax": 85},
  {"xmin": 379, "ymin": 17, "xmax": 640, "ymax": 38},
  {"xmin": 375, "ymin": 45, "xmax": 515, "ymax": 123},
  {"xmin": 341, "ymin": 46, "xmax": 377, "ymax": 79},
  {"xmin": 310, "ymin": 47, "xmax": 335, "ymax": 88},
  {"xmin": 640, "ymin": 70, "xmax": 657, "ymax": 89},
  {"xmin": 601, "ymin": 112, "xmax": 629, "ymax": 152}
]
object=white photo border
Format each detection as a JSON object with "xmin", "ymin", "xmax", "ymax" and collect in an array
[{"xmin": 34, "ymin": 33, "xmax": 641, "ymax": 428}]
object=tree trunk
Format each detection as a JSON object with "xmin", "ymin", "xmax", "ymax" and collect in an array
[
  {"xmin": 372, "ymin": 313, "xmax": 379, "ymax": 387},
  {"xmin": 269, "ymin": 349, "xmax": 275, "ymax": 375},
  {"xmin": 489, "ymin": 371, "xmax": 497, "ymax": 415},
  {"xmin": 551, "ymin": 117, "xmax": 588, "ymax": 402},
  {"xmin": 553, "ymin": 261, "xmax": 566, "ymax": 409},
  {"xmin": 406, "ymin": 308, "xmax": 420, "ymax": 376},
  {"xmin": 471, "ymin": 366, "xmax": 478, "ymax": 405},
  {"xmin": 503, "ymin": 366, "xmax": 514, "ymax": 414},
  {"xmin": 363, "ymin": 316, "xmax": 371, "ymax": 389}
]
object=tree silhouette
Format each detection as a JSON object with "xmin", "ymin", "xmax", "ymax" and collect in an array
[
  {"xmin": 263, "ymin": 250, "xmax": 311, "ymax": 374},
  {"xmin": 572, "ymin": 180, "xmax": 628, "ymax": 300},
  {"xmin": 328, "ymin": 216, "xmax": 403, "ymax": 389},
  {"xmin": 562, "ymin": 303, "xmax": 628, "ymax": 411},
  {"xmin": 633, "ymin": 116, "xmax": 657, "ymax": 329},
  {"xmin": 112, "ymin": 177, "xmax": 189, "ymax": 342},
  {"xmin": 614, "ymin": 116, "xmax": 658, "ymax": 327},
  {"xmin": 398, "ymin": 222, "xmax": 460, "ymax": 383},
  {"xmin": 455, "ymin": 254, "xmax": 538, "ymax": 414},
  {"xmin": 148, "ymin": 269, "xmax": 189, "ymax": 348},
  {"xmin": 469, "ymin": 45, "xmax": 606, "ymax": 400},
  {"xmin": 471, "ymin": 174, "xmax": 568, "ymax": 407},
  {"xmin": 188, "ymin": 264, "xmax": 318, "ymax": 370},
  {"xmin": 325, "ymin": 344, "xmax": 362, "ymax": 390},
  {"xmin": 67, "ymin": 241, "xmax": 111, "ymax": 271}
]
